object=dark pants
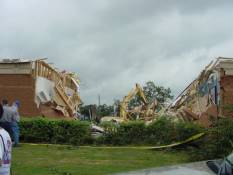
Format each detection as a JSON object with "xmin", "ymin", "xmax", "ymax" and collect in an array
[
  {"xmin": 0, "ymin": 122, "xmax": 13, "ymax": 139},
  {"xmin": 11, "ymin": 122, "xmax": 19, "ymax": 145}
]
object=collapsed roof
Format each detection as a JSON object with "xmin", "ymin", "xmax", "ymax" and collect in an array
[
  {"xmin": 34, "ymin": 59, "xmax": 81, "ymax": 118},
  {"xmin": 169, "ymin": 57, "xmax": 233, "ymax": 126},
  {"xmin": 0, "ymin": 58, "xmax": 81, "ymax": 119}
]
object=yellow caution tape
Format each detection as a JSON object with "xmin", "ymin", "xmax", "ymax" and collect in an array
[
  {"xmin": 149, "ymin": 132, "xmax": 205, "ymax": 150},
  {"xmin": 21, "ymin": 133, "xmax": 205, "ymax": 150}
]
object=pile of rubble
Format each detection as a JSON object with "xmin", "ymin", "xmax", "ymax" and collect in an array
[
  {"xmin": 0, "ymin": 58, "xmax": 81, "ymax": 119},
  {"xmin": 167, "ymin": 57, "xmax": 233, "ymax": 127}
]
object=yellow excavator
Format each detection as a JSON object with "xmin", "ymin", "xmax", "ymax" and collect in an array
[
  {"xmin": 101, "ymin": 83, "xmax": 157, "ymax": 123},
  {"xmin": 119, "ymin": 83, "xmax": 157, "ymax": 121}
]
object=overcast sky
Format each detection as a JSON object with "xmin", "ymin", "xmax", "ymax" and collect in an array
[{"xmin": 1, "ymin": 0, "xmax": 233, "ymax": 105}]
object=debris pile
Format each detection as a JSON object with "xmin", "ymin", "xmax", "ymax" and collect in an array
[
  {"xmin": 0, "ymin": 58, "xmax": 81, "ymax": 119},
  {"xmin": 122, "ymin": 84, "xmax": 158, "ymax": 121},
  {"xmin": 168, "ymin": 57, "xmax": 233, "ymax": 127},
  {"xmin": 100, "ymin": 83, "xmax": 158, "ymax": 123}
]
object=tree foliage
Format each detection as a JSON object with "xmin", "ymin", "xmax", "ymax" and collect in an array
[
  {"xmin": 79, "ymin": 105, "xmax": 91, "ymax": 117},
  {"xmin": 80, "ymin": 104, "xmax": 114, "ymax": 119},
  {"xmin": 97, "ymin": 104, "xmax": 114, "ymax": 117},
  {"xmin": 128, "ymin": 81, "xmax": 173, "ymax": 109}
]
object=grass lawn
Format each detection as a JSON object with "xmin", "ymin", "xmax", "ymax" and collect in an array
[{"xmin": 12, "ymin": 144, "xmax": 191, "ymax": 175}]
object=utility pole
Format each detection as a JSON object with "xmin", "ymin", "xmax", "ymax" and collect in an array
[{"xmin": 98, "ymin": 94, "xmax": 101, "ymax": 106}]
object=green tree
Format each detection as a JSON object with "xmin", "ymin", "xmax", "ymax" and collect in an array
[
  {"xmin": 80, "ymin": 104, "xmax": 114, "ymax": 122},
  {"xmin": 97, "ymin": 104, "xmax": 114, "ymax": 117},
  {"xmin": 128, "ymin": 81, "xmax": 173, "ymax": 109},
  {"xmin": 79, "ymin": 105, "xmax": 90, "ymax": 117}
]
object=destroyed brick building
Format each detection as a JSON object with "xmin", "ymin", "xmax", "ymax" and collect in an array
[
  {"xmin": 170, "ymin": 57, "xmax": 233, "ymax": 127},
  {"xmin": 0, "ymin": 59, "xmax": 81, "ymax": 119}
]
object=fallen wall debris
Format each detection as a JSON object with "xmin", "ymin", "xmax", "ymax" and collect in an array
[
  {"xmin": 169, "ymin": 57, "xmax": 233, "ymax": 127},
  {"xmin": 0, "ymin": 58, "xmax": 81, "ymax": 119}
]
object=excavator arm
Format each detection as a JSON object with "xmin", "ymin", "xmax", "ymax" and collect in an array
[{"xmin": 119, "ymin": 83, "xmax": 148, "ymax": 120}]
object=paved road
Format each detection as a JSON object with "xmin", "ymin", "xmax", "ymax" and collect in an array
[{"xmin": 113, "ymin": 161, "xmax": 215, "ymax": 175}]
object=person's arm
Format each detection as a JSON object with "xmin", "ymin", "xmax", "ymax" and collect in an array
[
  {"xmin": 16, "ymin": 110, "xmax": 20, "ymax": 122},
  {"xmin": 0, "ymin": 135, "xmax": 4, "ymax": 166},
  {"xmin": 11, "ymin": 106, "xmax": 20, "ymax": 122}
]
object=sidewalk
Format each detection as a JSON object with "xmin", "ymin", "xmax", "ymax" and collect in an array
[{"xmin": 112, "ymin": 161, "xmax": 215, "ymax": 175}]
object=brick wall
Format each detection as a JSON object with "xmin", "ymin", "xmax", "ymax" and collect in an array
[
  {"xmin": 220, "ymin": 75, "xmax": 233, "ymax": 117},
  {"xmin": 0, "ymin": 74, "xmax": 41, "ymax": 116}
]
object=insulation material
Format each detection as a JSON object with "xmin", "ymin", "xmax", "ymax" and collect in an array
[{"xmin": 35, "ymin": 77, "xmax": 55, "ymax": 104}]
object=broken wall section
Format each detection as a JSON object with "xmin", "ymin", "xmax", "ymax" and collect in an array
[
  {"xmin": 34, "ymin": 60, "xmax": 81, "ymax": 118},
  {"xmin": 170, "ymin": 57, "xmax": 233, "ymax": 127},
  {"xmin": 0, "ymin": 58, "xmax": 82, "ymax": 119},
  {"xmin": 0, "ymin": 60, "xmax": 41, "ymax": 116}
]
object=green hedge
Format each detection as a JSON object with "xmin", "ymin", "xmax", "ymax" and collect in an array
[
  {"xmin": 99, "ymin": 117, "xmax": 233, "ymax": 160},
  {"xmin": 19, "ymin": 117, "xmax": 233, "ymax": 161},
  {"xmin": 98, "ymin": 117, "xmax": 204, "ymax": 146},
  {"xmin": 19, "ymin": 117, "xmax": 203, "ymax": 146},
  {"xmin": 191, "ymin": 118, "xmax": 233, "ymax": 160},
  {"xmin": 20, "ymin": 119, "xmax": 91, "ymax": 145},
  {"xmin": 98, "ymin": 121, "xmax": 147, "ymax": 145}
]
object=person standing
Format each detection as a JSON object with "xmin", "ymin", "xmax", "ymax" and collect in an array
[
  {"xmin": 0, "ymin": 126, "xmax": 12, "ymax": 175},
  {"xmin": 11, "ymin": 100, "xmax": 20, "ymax": 147},
  {"xmin": 0, "ymin": 100, "xmax": 13, "ymax": 140},
  {"xmin": 0, "ymin": 104, "xmax": 3, "ymax": 120}
]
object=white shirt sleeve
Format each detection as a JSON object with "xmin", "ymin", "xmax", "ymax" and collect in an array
[{"xmin": 0, "ymin": 135, "xmax": 4, "ymax": 164}]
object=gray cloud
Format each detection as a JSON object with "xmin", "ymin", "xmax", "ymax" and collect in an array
[{"xmin": 1, "ymin": 0, "xmax": 233, "ymax": 104}]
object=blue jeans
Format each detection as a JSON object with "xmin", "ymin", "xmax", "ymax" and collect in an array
[{"xmin": 11, "ymin": 122, "xmax": 19, "ymax": 145}]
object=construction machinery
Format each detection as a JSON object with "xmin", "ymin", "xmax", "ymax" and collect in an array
[
  {"xmin": 100, "ymin": 83, "xmax": 157, "ymax": 123},
  {"xmin": 119, "ymin": 83, "xmax": 158, "ymax": 121}
]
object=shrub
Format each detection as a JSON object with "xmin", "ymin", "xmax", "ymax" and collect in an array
[
  {"xmin": 214, "ymin": 118, "xmax": 233, "ymax": 156},
  {"xmin": 116, "ymin": 121, "xmax": 146, "ymax": 145},
  {"xmin": 20, "ymin": 118, "xmax": 91, "ymax": 145},
  {"xmin": 19, "ymin": 116, "xmax": 206, "ymax": 148},
  {"xmin": 96, "ymin": 117, "xmax": 203, "ymax": 146},
  {"xmin": 98, "ymin": 121, "xmax": 146, "ymax": 145},
  {"xmin": 97, "ymin": 121, "xmax": 119, "ymax": 145},
  {"xmin": 20, "ymin": 119, "xmax": 53, "ymax": 143},
  {"xmin": 190, "ymin": 118, "xmax": 233, "ymax": 160},
  {"xmin": 146, "ymin": 117, "xmax": 176, "ymax": 145},
  {"xmin": 175, "ymin": 121, "xmax": 204, "ymax": 141}
]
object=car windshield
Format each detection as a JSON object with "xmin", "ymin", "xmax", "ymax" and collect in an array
[{"xmin": 226, "ymin": 152, "xmax": 233, "ymax": 165}]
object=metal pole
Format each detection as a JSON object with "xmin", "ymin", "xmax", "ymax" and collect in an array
[{"xmin": 98, "ymin": 95, "xmax": 101, "ymax": 106}]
